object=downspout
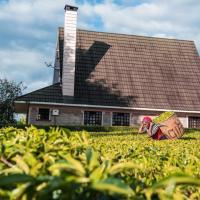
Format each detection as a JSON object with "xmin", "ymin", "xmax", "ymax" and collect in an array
[{"xmin": 26, "ymin": 102, "xmax": 30, "ymax": 125}]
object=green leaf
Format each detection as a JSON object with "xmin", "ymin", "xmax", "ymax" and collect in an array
[
  {"xmin": 0, "ymin": 188, "xmax": 10, "ymax": 197},
  {"xmin": 0, "ymin": 166, "xmax": 23, "ymax": 174},
  {"xmin": 23, "ymin": 152, "xmax": 38, "ymax": 167},
  {"xmin": 90, "ymin": 166, "xmax": 104, "ymax": 181},
  {"xmin": 86, "ymin": 148, "xmax": 100, "ymax": 171},
  {"xmin": 65, "ymin": 176, "xmax": 90, "ymax": 183},
  {"xmin": 109, "ymin": 162, "xmax": 140, "ymax": 175},
  {"xmin": 0, "ymin": 174, "xmax": 35, "ymax": 186},
  {"xmin": 151, "ymin": 173, "xmax": 200, "ymax": 189},
  {"xmin": 90, "ymin": 160, "xmax": 111, "ymax": 181},
  {"xmin": 11, "ymin": 182, "xmax": 31, "ymax": 199},
  {"xmin": 75, "ymin": 131, "xmax": 89, "ymax": 145},
  {"xmin": 145, "ymin": 173, "xmax": 200, "ymax": 200},
  {"xmin": 65, "ymin": 155, "xmax": 86, "ymax": 175},
  {"xmin": 1, "ymin": 143, "xmax": 5, "ymax": 155},
  {"xmin": 36, "ymin": 177, "xmax": 64, "ymax": 198},
  {"xmin": 92, "ymin": 177, "xmax": 134, "ymax": 196},
  {"xmin": 49, "ymin": 155, "xmax": 85, "ymax": 177},
  {"xmin": 12, "ymin": 155, "xmax": 29, "ymax": 174},
  {"xmin": 30, "ymin": 163, "xmax": 43, "ymax": 176}
]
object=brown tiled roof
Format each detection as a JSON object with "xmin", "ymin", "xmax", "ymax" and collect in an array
[
  {"xmin": 16, "ymin": 84, "xmax": 64, "ymax": 103},
  {"xmin": 17, "ymin": 28, "xmax": 200, "ymax": 111}
]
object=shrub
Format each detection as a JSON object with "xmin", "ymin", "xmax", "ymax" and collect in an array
[
  {"xmin": 153, "ymin": 111, "xmax": 175, "ymax": 123},
  {"xmin": 0, "ymin": 126, "xmax": 200, "ymax": 199}
]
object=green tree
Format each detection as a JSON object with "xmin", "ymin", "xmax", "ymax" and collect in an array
[{"xmin": 0, "ymin": 78, "xmax": 26, "ymax": 126}]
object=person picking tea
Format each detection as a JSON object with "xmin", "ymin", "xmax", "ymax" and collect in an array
[{"xmin": 138, "ymin": 117, "xmax": 167, "ymax": 140}]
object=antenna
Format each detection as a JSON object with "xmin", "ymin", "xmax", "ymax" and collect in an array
[{"xmin": 44, "ymin": 62, "xmax": 53, "ymax": 68}]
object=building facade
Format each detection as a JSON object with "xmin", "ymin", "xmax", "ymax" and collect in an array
[{"xmin": 15, "ymin": 5, "xmax": 200, "ymax": 128}]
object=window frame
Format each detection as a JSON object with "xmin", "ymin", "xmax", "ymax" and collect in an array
[
  {"xmin": 188, "ymin": 116, "xmax": 200, "ymax": 128},
  {"xmin": 112, "ymin": 112, "xmax": 130, "ymax": 126},
  {"xmin": 83, "ymin": 111, "xmax": 103, "ymax": 126},
  {"xmin": 37, "ymin": 108, "xmax": 51, "ymax": 121}
]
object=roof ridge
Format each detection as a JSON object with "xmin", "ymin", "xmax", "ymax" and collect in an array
[
  {"xmin": 77, "ymin": 28, "xmax": 194, "ymax": 43},
  {"xmin": 58, "ymin": 26, "xmax": 194, "ymax": 42}
]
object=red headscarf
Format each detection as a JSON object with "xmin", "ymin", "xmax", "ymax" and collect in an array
[{"xmin": 142, "ymin": 116, "xmax": 152, "ymax": 123}]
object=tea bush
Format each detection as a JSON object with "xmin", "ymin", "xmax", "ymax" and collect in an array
[
  {"xmin": 153, "ymin": 111, "xmax": 175, "ymax": 124},
  {"xmin": 0, "ymin": 126, "xmax": 200, "ymax": 200},
  {"xmin": 0, "ymin": 124, "xmax": 138, "ymax": 133}
]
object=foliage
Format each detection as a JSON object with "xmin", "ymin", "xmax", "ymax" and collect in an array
[
  {"xmin": 0, "ymin": 126, "xmax": 200, "ymax": 199},
  {"xmin": 0, "ymin": 79, "xmax": 26, "ymax": 126},
  {"xmin": 17, "ymin": 115, "xmax": 26, "ymax": 125},
  {"xmin": 0, "ymin": 124, "xmax": 138, "ymax": 133},
  {"xmin": 153, "ymin": 111, "xmax": 175, "ymax": 124}
]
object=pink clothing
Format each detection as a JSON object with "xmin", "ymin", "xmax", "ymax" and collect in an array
[
  {"xmin": 141, "ymin": 117, "xmax": 167, "ymax": 140},
  {"xmin": 142, "ymin": 116, "xmax": 152, "ymax": 123}
]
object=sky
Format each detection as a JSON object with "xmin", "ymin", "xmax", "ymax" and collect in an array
[{"xmin": 0, "ymin": 0, "xmax": 200, "ymax": 93}]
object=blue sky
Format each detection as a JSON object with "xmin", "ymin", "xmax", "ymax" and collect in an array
[{"xmin": 0, "ymin": 0, "xmax": 200, "ymax": 93}]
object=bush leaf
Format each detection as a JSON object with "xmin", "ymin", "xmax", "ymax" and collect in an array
[
  {"xmin": 92, "ymin": 177, "xmax": 134, "ymax": 196},
  {"xmin": 0, "ymin": 174, "xmax": 34, "ymax": 186}
]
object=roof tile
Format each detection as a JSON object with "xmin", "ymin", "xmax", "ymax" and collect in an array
[{"xmin": 17, "ymin": 28, "xmax": 200, "ymax": 111}]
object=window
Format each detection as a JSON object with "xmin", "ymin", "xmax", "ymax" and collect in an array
[
  {"xmin": 38, "ymin": 108, "xmax": 50, "ymax": 121},
  {"xmin": 189, "ymin": 117, "xmax": 200, "ymax": 128},
  {"xmin": 112, "ymin": 112, "xmax": 130, "ymax": 126},
  {"xmin": 84, "ymin": 111, "xmax": 102, "ymax": 125}
]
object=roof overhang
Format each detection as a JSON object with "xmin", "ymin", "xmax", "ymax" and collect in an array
[{"xmin": 15, "ymin": 100, "xmax": 200, "ymax": 114}]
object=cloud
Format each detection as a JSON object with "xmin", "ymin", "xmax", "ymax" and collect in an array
[
  {"xmin": 79, "ymin": 0, "xmax": 200, "ymax": 51},
  {"xmin": 0, "ymin": 45, "xmax": 53, "ymax": 93},
  {"xmin": 0, "ymin": 0, "xmax": 199, "ymax": 95},
  {"xmin": 0, "ymin": 0, "xmax": 75, "ymax": 24},
  {"xmin": 0, "ymin": 0, "xmax": 75, "ymax": 93}
]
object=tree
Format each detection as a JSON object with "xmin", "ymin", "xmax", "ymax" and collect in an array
[{"xmin": 0, "ymin": 79, "xmax": 26, "ymax": 126}]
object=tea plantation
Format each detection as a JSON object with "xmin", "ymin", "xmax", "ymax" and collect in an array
[{"xmin": 0, "ymin": 126, "xmax": 200, "ymax": 200}]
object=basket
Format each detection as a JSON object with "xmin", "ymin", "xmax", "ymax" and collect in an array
[{"xmin": 159, "ymin": 114, "xmax": 184, "ymax": 139}]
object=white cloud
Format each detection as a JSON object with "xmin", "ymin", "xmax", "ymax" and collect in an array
[
  {"xmin": 0, "ymin": 0, "xmax": 199, "ymax": 95},
  {"xmin": 0, "ymin": 0, "xmax": 75, "ymax": 24},
  {"xmin": 26, "ymin": 80, "xmax": 51, "ymax": 94},
  {"xmin": 79, "ymin": 0, "xmax": 200, "ymax": 51},
  {"xmin": 0, "ymin": 45, "xmax": 53, "ymax": 93},
  {"xmin": 0, "ymin": 0, "xmax": 75, "ymax": 92}
]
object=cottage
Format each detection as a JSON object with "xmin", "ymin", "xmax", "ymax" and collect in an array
[{"xmin": 15, "ymin": 5, "xmax": 200, "ymax": 128}]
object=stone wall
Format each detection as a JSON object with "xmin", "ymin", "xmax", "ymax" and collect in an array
[
  {"xmin": 28, "ymin": 105, "xmax": 83, "ymax": 126},
  {"xmin": 103, "ymin": 111, "xmax": 112, "ymax": 126},
  {"xmin": 28, "ymin": 104, "xmax": 195, "ymax": 128}
]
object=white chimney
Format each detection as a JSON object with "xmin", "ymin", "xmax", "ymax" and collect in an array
[{"xmin": 62, "ymin": 5, "xmax": 78, "ymax": 96}]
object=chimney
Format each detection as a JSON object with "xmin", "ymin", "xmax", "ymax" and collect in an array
[{"xmin": 62, "ymin": 5, "xmax": 78, "ymax": 96}]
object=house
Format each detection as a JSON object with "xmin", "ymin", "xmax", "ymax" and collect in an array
[{"xmin": 15, "ymin": 5, "xmax": 200, "ymax": 128}]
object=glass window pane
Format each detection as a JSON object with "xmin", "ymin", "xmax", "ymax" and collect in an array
[
  {"xmin": 112, "ymin": 112, "xmax": 130, "ymax": 126},
  {"xmin": 84, "ymin": 111, "xmax": 102, "ymax": 126},
  {"xmin": 189, "ymin": 117, "xmax": 200, "ymax": 128},
  {"xmin": 38, "ymin": 108, "xmax": 50, "ymax": 121}
]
